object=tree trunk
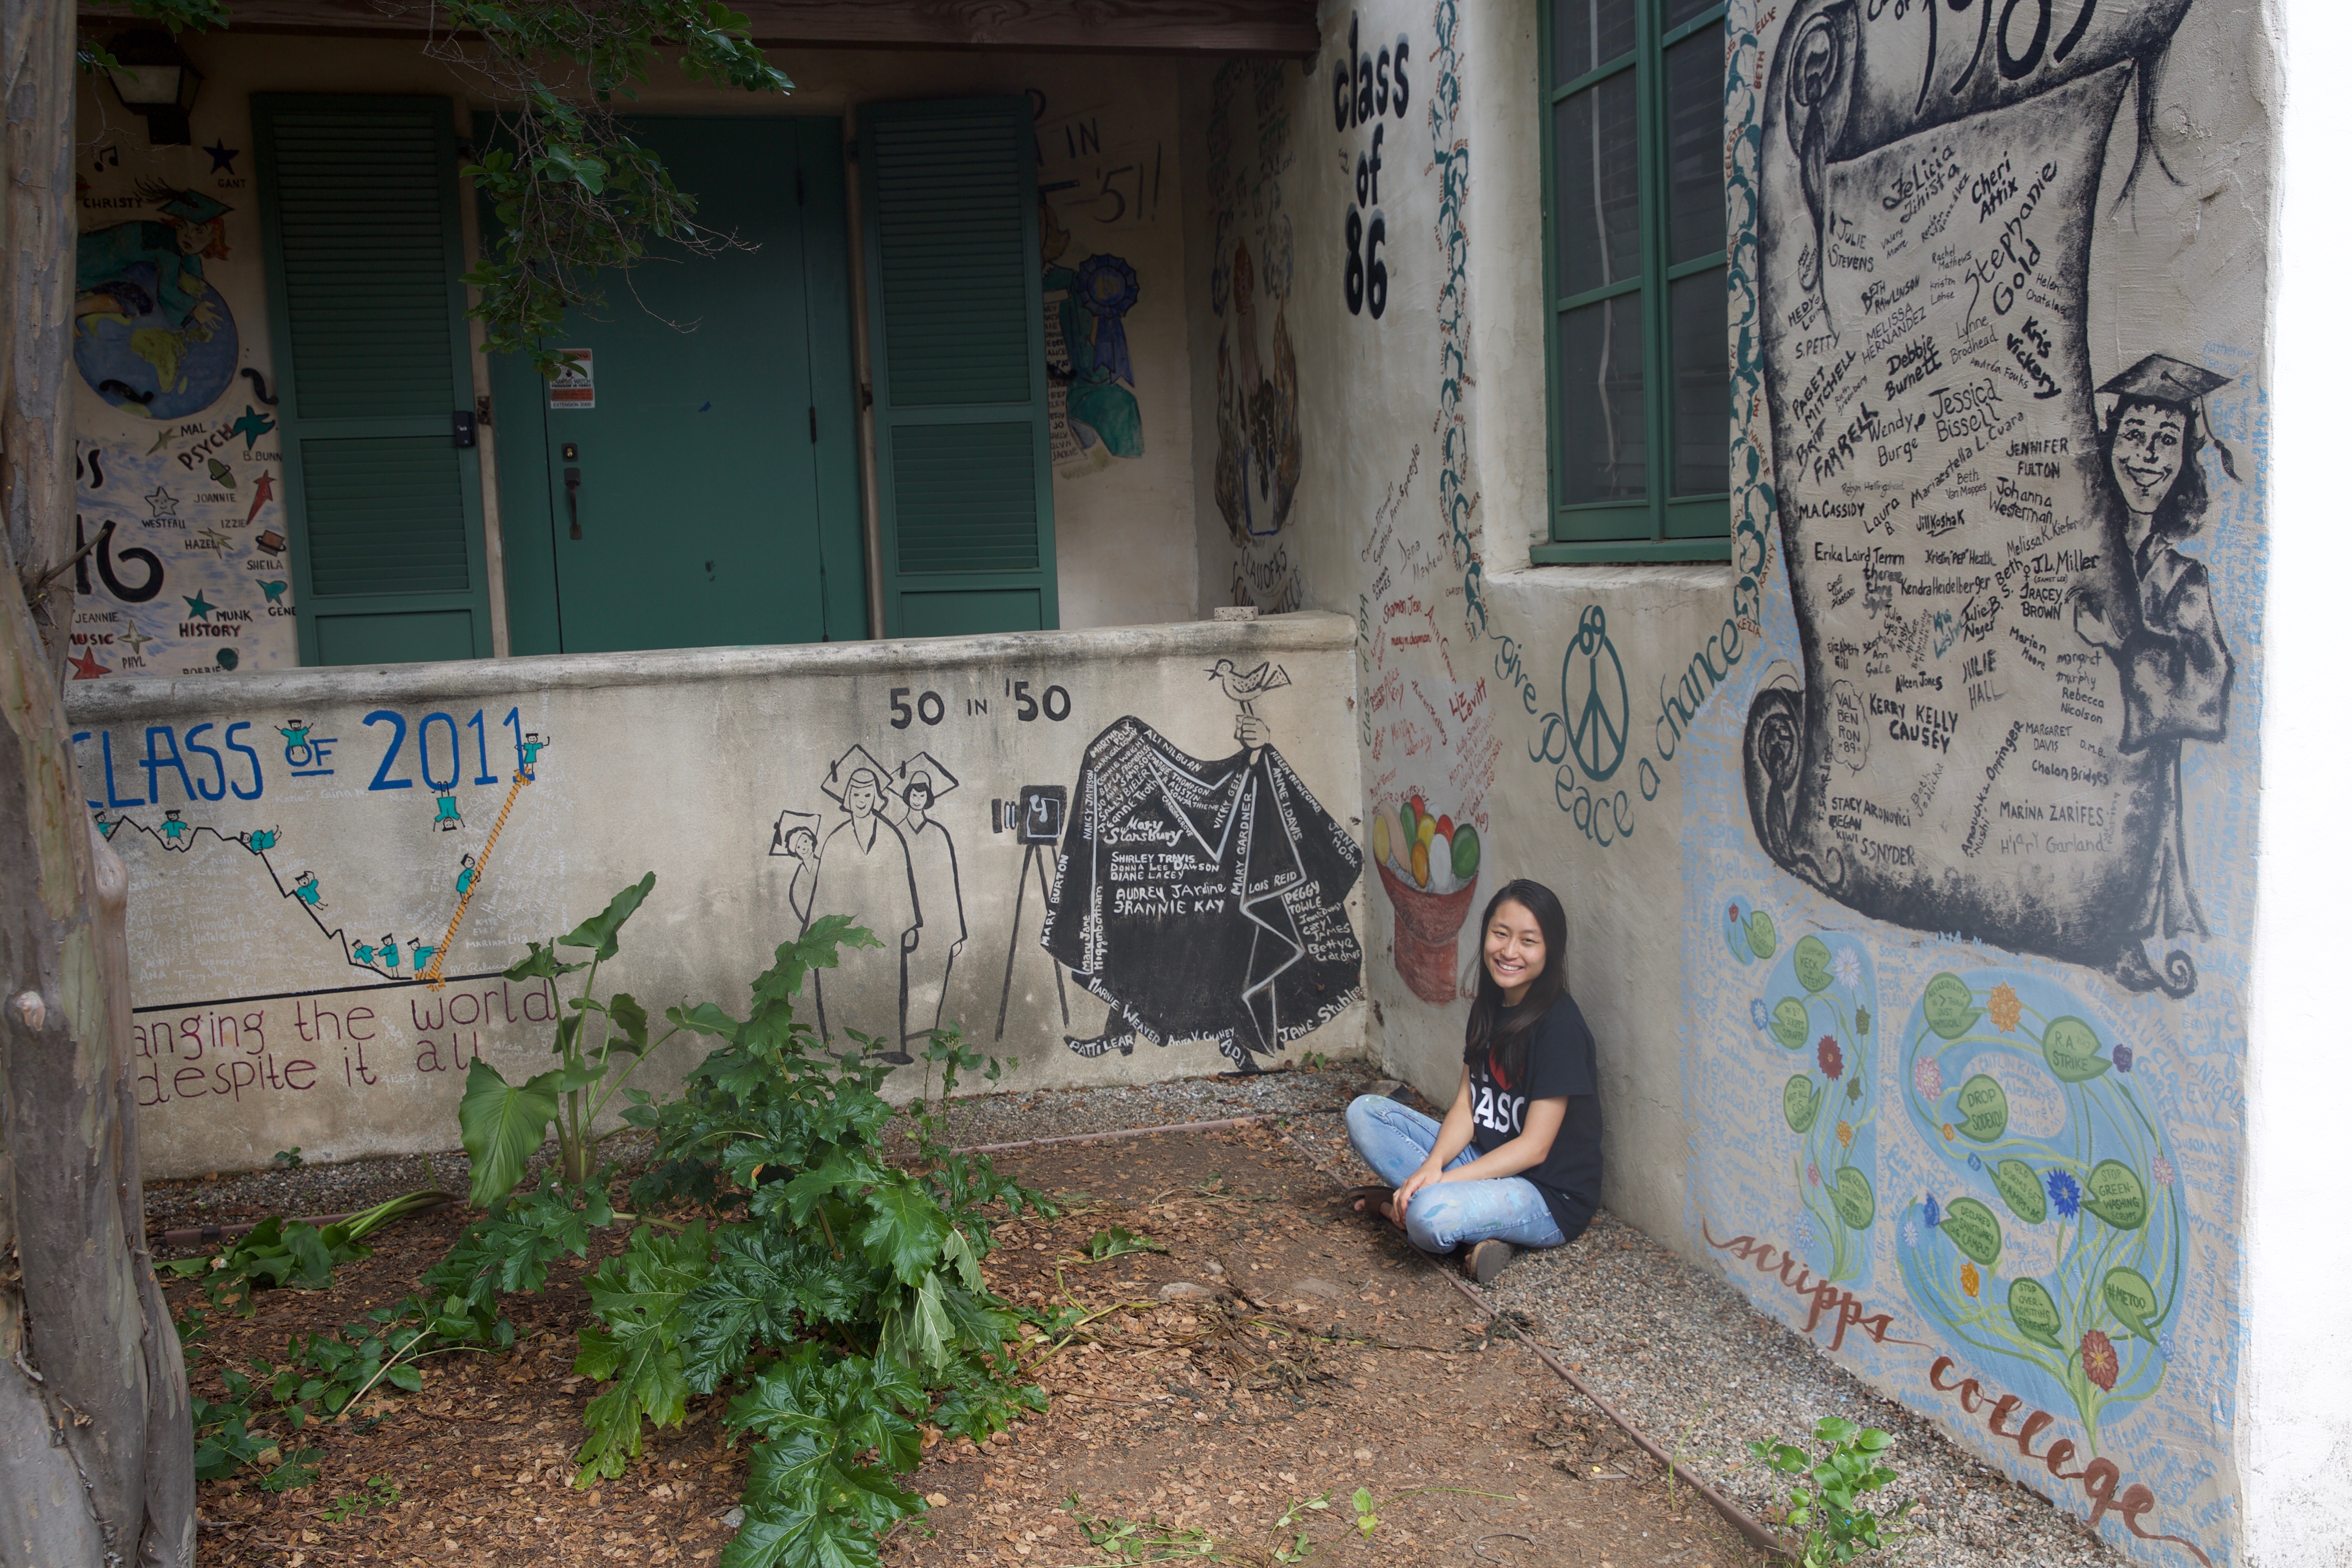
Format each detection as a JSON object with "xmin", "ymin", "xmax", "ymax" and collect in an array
[{"xmin": 0, "ymin": 0, "xmax": 195, "ymax": 1562}]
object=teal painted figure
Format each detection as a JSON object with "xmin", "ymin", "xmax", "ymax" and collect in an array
[
  {"xmin": 456, "ymin": 854, "xmax": 477, "ymax": 897},
  {"xmin": 518, "ymin": 731, "xmax": 550, "ymax": 779},
  {"xmin": 291, "ymin": 871, "xmax": 323, "ymax": 909},
  {"xmin": 433, "ymin": 791, "xmax": 463, "ymax": 832},
  {"xmin": 160, "ymin": 810, "xmax": 186, "ymax": 842}
]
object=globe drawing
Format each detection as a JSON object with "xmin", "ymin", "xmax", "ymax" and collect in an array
[{"xmin": 73, "ymin": 261, "xmax": 241, "ymax": 420}]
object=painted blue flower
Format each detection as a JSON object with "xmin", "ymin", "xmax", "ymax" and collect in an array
[
  {"xmin": 2047, "ymin": 1169, "xmax": 2082, "ymax": 1219},
  {"xmin": 1922, "ymin": 1194, "xmax": 1942, "ymax": 1229},
  {"xmin": 2113, "ymin": 1044, "xmax": 2135, "ymax": 1073},
  {"xmin": 1795, "ymin": 1212, "xmax": 1815, "ymax": 1245},
  {"xmin": 1752, "ymin": 999, "xmax": 1771, "ymax": 1031},
  {"xmin": 1902, "ymin": 1216, "xmax": 1921, "ymax": 1248},
  {"xmin": 1967, "ymin": 1153, "xmax": 1983, "ymax": 1171}
]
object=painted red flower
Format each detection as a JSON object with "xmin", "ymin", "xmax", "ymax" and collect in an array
[
  {"xmin": 2081, "ymin": 1329, "xmax": 2120, "ymax": 1392},
  {"xmin": 1817, "ymin": 1036, "xmax": 1845, "ymax": 1081}
]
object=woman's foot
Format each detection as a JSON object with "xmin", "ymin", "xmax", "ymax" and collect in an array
[
  {"xmin": 1339, "ymin": 1184, "xmax": 1394, "ymax": 1218},
  {"xmin": 1468, "ymin": 1239, "xmax": 1515, "ymax": 1284}
]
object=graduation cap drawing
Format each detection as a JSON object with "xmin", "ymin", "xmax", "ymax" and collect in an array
[
  {"xmin": 137, "ymin": 180, "xmax": 230, "ymax": 226},
  {"xmin": 2097, "ymin": 354, "xmax": 2239, "ymax": 480},
  {"xmin": 819, "ymin": 743, "xmax": 898, "ymax": 808},
  {"xmin": 895, "ymin": 751, "xmax": 960, "ymax": 804},
  {"xmin": 769, "ymin": 809, "xmax": 822, "ymax": 858}
]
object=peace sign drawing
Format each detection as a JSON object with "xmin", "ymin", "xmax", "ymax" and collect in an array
[{"xmin": 1562, "ymin": 604, "xmax": 1629, "ymax": 783}]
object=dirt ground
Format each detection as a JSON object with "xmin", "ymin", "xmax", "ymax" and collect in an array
[{"xmin": 173, "ymin": 1123, "xmax": 1767, "ymax": 1567}]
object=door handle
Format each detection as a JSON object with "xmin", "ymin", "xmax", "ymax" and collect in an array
[{"xmin": 564, "ymin": 466, "xmax": 581, "ymax": 538}]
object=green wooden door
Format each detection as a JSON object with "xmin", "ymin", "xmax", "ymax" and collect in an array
[
  {"xmin": 490, "ymin": 117, "xmax": 864, "ymax": 653},
  {"xmin": 251, "ymin": 96, "xmax": 494, "ymax": 665},
  {"xmin": 861, "ymin": 98, "xmax": 1057, "ymax": 637}
]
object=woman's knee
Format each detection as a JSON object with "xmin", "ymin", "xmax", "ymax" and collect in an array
[
  {"xmin": 1344, "ymin": 1093, "xmax": 1396, "ymax": 1147},
  {"xmin": 1403, "ymin": 1190, "xmax": 1463, "ymax": 1253}
]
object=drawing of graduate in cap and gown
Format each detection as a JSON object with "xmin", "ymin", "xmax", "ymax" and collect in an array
[
  {"xmin": 75, "ymin": 182, "xmax": 229, "ymax": 332},
  {"xmin": 895, "ymin": 754, "xmax": 966, "ymax": 1047},
  {"xmin": 803, "ymin": 747, "xmax": 921, "ymax": 1057},
  {"xmin": 2072, "ymin": 354, "xmax": 2240, "ymax": 993}
]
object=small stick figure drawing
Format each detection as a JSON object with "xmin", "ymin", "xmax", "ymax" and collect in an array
[
  {"xmin": 291, "ymin": 870, "xmax": 326, "ymax": 910},
  {"xmin": 433, "ymin": 790, "xmax": 463, "ymax": 832}
]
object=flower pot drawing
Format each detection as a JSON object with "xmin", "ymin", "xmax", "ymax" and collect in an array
[{"xmin": 1376, "ymin": 858, "xmax": 1479, "ymax": 1004}]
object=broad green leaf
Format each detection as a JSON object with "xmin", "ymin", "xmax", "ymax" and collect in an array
[
  {"xmin": 1746, "ymin": 909, "xmax": 1778, "ymax": 959},
  {"xmin": 1082, "ymin": 1226, "xmax": 1166, "ymax": 1261},
  {"xmin": 458, "ymin": 1060, "xmax": 563, "ymax": 1208},
  {"xmin": 1771, "ymin": 997, "xmax": 1811, "ymax": 1050},
  {"xmin": 1829, "ymin": 1167, "xmax": 1875, "ymax": 1231},
  {"xmin": 605, "ymin": 993, "xmax": 651, "ymax": 1055},
  {"xmin": 1793, "ymin": 935, "xmax": 1835, "ymax": 993},
  {"xmin": 558, "ymin": 872, "xmax": 657, "ymax": 959},
  {"xmin": 859, "ymin": 1178, "xmax": 951, "ymax": 1285},
  {"xmin": 1991, "ymin": 1159, "xmax": 2046, "ymax": 1224},
  {"xmin": 2102, "ymin": 1265, "xmax": 2163, "ymax": 1343},
  {"xmin": 1938, "ymin": 1197, "xmax": 2002, "ymax": 1266},
  {"xmin": 572, "ymin": 1316, "xmax": 687, "ymax": 1483},
  {"xmin": 502, "ymin": 939, "xmax": 586, "ymax": 982},
  {"xmin": 1954, "ymin": 1074, "xmax": 2009, "ymax": 1144},
  {"xmin": 2008, "ymin": 1277, "xmax": 2062, "ymax": 1348},
  {"xmin": 2083, "ymin": 1159, "xmax": 2147, "ymax": 1230},
  {"xmin": 668, "ymin": 1001, "xmax": 742, "ymax": 1042},
  {"xmin": 2040, "ymin": 1016, "xmax": 2110, "ymax": 1082},
  {"xmin": 1782, "ymin": 1076, "xmax": 1821, "ymax": 1133},
  {"xmin": 1923, "ymin": 973, "xmax": 1982, "ymax": 1040}
]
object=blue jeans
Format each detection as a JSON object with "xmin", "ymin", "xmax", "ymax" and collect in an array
[{"xmin": 1344, "ymin": 1094, "xmax": 1566, "ymax": 1254}]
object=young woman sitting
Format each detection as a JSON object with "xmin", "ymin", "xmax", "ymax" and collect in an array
[{"xmin": 1344, "ymin": 878, "xmax": 1601, "ymax": 1282}]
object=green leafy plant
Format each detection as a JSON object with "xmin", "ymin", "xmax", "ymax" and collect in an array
[
  {"xmin": 322, "ymin": 1476, "xmax": 400, "ymax": 1523},
  {"xmin": 1066, "ymin": 1496, "xmax": 1219, "ymax": 1563},
  {"xmin": 1748, "ymin": 1418, "xmax": 1915, "ymax": 1566},
  {"xmin": 461, "ymin": 873, "xmax": 683, "ymax": 1198},
  {"xmin": 1083, "ymin": 1226, "xmax": 1167, "ymax": 1261},
  {"xmin": 272, "ymin": 1147, "xmax": 305, "ymax": 1170},
  {"xmin": 160, "ymin": 1191, "xmax": 448, "ymax": 1315},
  {"xmin": 436, "ymin": 1, "xmax": 797, "ymax": 380},
  {"xmin": 536, "ymin": 918, "xmax": 1050, "ymax": 1564},
  {"xmin": 1350, "ymin": 1487, "xmax": 1380, "ymax": 1540}
]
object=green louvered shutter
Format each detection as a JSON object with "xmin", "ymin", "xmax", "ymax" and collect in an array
[
  {"xmin": 861, "ymin": 98, "xmax": 1057, "ymax": 637},
  {"xmin": 252, "ymin": 96, "xmax": 492, "ymax": 665}
]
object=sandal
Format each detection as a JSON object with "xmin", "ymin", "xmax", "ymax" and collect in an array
[{"xmin": 1468, "ymin": 1239, "xmax": 1515, "ymax": 1285}]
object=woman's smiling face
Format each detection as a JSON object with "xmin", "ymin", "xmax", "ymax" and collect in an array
[
  {"xmin": 1484, "ymin": 900, "xmax": 1547, "ymax": 1005},
  {"xmin": 2111, "ymin": 402, "xmax": 2186, "ymax": 516}
]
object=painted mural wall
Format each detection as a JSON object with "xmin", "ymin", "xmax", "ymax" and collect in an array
[
  {"xmin": 1186, "ymin": 2, "xmax": 2270, "ymax": 1562},
  {"xmin": 68, "ymin": 76, "xmax": 298, "ymax": 679},
  {"xmin": 1682, "ymin": 3, "xmax": 2266, "ymax": 1561},
  {"xmin": 66, "ymin": 617, "xmax": 1366, "ymax": 1178}
]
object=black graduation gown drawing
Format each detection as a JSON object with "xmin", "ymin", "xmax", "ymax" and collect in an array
[
  {"xmin": 2112, "ymin": 536, "xmax": 2234, "ymax": 942},
  {"xmin": 1042, "ymin": 716, "xmax": 1363, "ymax": 1068}
]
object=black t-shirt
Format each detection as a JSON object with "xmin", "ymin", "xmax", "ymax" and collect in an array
[{"xmin": 1466, "ymin": 991, "xmax": 1601, "ymax": 1241}]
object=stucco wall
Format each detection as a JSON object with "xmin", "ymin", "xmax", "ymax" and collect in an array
[
  {"xmin": 1185, "ymin": 0, "xmax": 2305, "ymax": 1562},
  {"xmin": 65, "ymin": 34, "xmax": 1203, "ymax": 677},
  {"xmin": 65, "ymin": 613, "xmax": 1368, "ymax": 1178}
]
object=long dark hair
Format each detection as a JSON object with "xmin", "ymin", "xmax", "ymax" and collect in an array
[
  {"xmin": 2097, "ymin": 396, "xmax": 2225, "ymax": 550},
  {"xmin": 1461, "ymin": 879, "xmax": 1568, "ymax": 1091}
]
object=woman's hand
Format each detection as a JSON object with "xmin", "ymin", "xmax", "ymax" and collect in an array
[{"xmin": 1389, "ymin": 1161, "xmax": 1446, "ymax": 1228}]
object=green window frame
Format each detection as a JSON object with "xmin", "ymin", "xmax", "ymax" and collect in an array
[{"xmin": 1535, "ymin": 0, "xmax": 1729, "ymax": 564}]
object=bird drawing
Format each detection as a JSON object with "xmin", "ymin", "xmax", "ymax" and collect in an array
[{"xmin": 1207, "ymin": 658, "xmax": 1290, "ymax": 714}]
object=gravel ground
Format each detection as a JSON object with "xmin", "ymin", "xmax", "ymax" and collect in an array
[
  {"xmin": 141, "ymin": 1061, "xmax": 1379, "ymax": 1242},
  {"xmin": 1285, "ymin": 1111, "xmax": 2132, "ymax": 1568}
]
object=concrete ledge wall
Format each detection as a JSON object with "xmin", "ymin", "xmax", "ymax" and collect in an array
[{"xmin": 67, "ymin": 613, "xmax": 1368, "ymax": 1177}]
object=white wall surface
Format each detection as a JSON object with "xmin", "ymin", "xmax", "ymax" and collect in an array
[{"xmin": 2242, "ymin": 2, "xmax": 2352, "ymax": 1560}]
